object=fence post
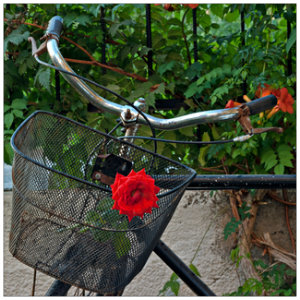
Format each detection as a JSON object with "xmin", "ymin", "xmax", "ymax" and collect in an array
[{"xmin": 146, "ymin": 4, "xmax": 153, "ymax": 76}]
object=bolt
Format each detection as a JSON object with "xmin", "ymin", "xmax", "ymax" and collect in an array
[
  {"xmin": 124, "ymin": 109, "xmax": 132, "ymax": 120},
  {"xmin": 93, "ymin": 172, "xmax": 101, "ymax": 180}
]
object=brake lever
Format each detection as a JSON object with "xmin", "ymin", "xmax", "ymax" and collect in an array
[
  {"xmin": 237, "ymin": 104, "xmax": 283, "ymax": 135},
  {"xmin": 28, "ymin": 33, "xmax": 59, "ymax": 57}
]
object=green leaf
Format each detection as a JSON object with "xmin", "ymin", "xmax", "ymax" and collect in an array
[
  {"xmin": 129, "ymin": 81, "xmax": 153, "ymax": 101},
  {"xmin": 224, "ymin": 217, "xmax": 241, "ymax": 240},
  {"xmin": 158, "ymin": 61, "xmax": 175, "ymax": 75},
  {"xmin": 4, "ymin": 104, "xmax": 10, "ymax": 113},
  {"xmin": 274, "ymin": 164, "xmax": 284, "ymax": 175},
  {"xmin": 168, "ymin": 28, "xmax": 182, "ymax": 40},
  {"xmin": 113, "ymin": 232, "xmax": 131, "ymax": 259},
  {"xmin": 12, "ymin": 109, "xmax": 23, "ymax": 118},
  {"xmin": 145, "ymin": 93, "xmax": 156, "ymax": 107},
  {"xmin": 166, "ymin": 281, "xmax": 180, "ymax": 296},
  {"xmin": 238, "ymin": 203, "xmax": 251, "ymax": 220},
  {"xmin": 75, "ymin": 15, "xmax": 92, "ymax": 26},
  {"xmin": 170, "ymin": 272, "xmax": 179, "ymax": 281},
  {"xmin": 189, "ymin": 263, "xmax": 201, "ymax": 277},
  {"xmin": 285, "ymin": 268, "xmax": 296, "ymax": 277},
  {"xmin": 64, "ymin": 13, "xmax": 92, "ymax": 27},
  {"xmin": 159, "ymin": 272, "xmax": 180, "ymax": 296},
  {"xmin": 4, "ymin": 28, "xmax": 30, "ymax": 51},
  {"xmin": 184, "ymin": 82, "xmax": 198, "ymax": 98},
  {"xmin": 277, "ymin": 145, "xmax": 294, "ymax": 168},
  {"xmin": 232, "ymin": 149, "xmax": 241, "ymax": 159},
  {"xmin": 109, "ymin": 23, "xmax": 121, "ymax": 37},
  {"xmin": 200, "ymin": 131, "xmax": 210, "ymax": 143},
  {"xmin": 283, "ymin": 289, "xmax": 293, "ymax": 296},
  {"xmin": 225, "ymin": 9, "xmax": 239, "ymax": 22},
  {"xmin": 279, "ymin": 157, "xmax": 294, "ymax": 168},
  {"xmin": 261, "ymin": 148, "xmax": 278, "ymax": 170},
  {"xmin": 210, "ymin": 4, "xmax": 224, "ymax": 18},
  {"xmin": 211, "ymin": 125, "xmax": 220, "ymax": 139},
  {"xmin": 179, "ymin": 126, "xmax": 194, "ymax": 137},
  {"xmin": 11, "ymin": 98, "xmax": 27, "ymax": 110},
  {"xmin": 34, "ymin": 68, "xmax": 51, "ymax": 92},
  {"xmin": 185, "ymin": 62, "xmax": 203, "ymax": 80},
  {"xmin": 286, "ymin": 28, "xmax": 296, "ymax": 53},
  {"xmin": 152, "ymin": 83, "xmax": 165, "ymax": 95},
  {"xmin": 4, "ymin": 142, "xmax": 14, "ymax": 165},
  {"xmin": 198, "ymin": 132, "xmax": 211, "ymax": 166},
  {"xmin": 87, "ymin": 4, "xmax": 101, "ymax": 17},
  {"xmin": 4, "ymin": 113, "xmax": 14, "ymax": 129},
  {"xmin": 253, "ymin": 259, "xmax": 268, "ymax": 270},
  {"xmin": 230, "ymin": 247, "xmax": 240, "ymax": 263},
  {"xmin": 198, "ymin": 14, "xmax": 211, "ymax": 28}
]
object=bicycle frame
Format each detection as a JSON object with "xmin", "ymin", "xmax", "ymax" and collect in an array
[{"xmin": 27, "ymin": 16, "xmax": 295, "ymax": 297}]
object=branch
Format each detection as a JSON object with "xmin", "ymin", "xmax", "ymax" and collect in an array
[
  {"xmin": 267, "ymin": 191, "xmax": 296, "ymax": 206},
  {"xmin": 181, "ymin": 8, "xmax": 192, "ymax": 66},
  {"xmin": 282, "ymin": 189, "xmax": 296, "ymax": 254},
  {"xmin": 65, "ymin": 58, "xmax": 148, "ymax": 82},
  {"xmin": 253, "ymin": 233, "xmax": 296, "ymax": 271},
  {"xmin": 237, "ymin": 190, "xmax": 268, "ymax": 292},
  {"xmin": 4, "ymin": 18, "xmax": 148, "ymax": 82}
]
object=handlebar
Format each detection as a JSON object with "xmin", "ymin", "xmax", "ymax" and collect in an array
[
  {"xmin": 46, "ymin": 16, "xmax": 63, "ymax": 39},
  {"xmin": 41, "ymin": 16, "xmax": 278, "ymax": 130}
]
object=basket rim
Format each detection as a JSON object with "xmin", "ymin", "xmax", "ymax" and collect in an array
[{"xmin": 11, "ymin": 110, "xmax": 197, "ymax": 198}]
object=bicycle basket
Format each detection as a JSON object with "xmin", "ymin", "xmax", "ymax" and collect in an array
[{"xmin": 9, "ymin": 111, "xmax": 196, "ymax": 294}]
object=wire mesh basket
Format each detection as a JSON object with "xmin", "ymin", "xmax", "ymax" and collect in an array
[{"xmin": 9, "ymin": 111, "xmax": 196, "ymax": 294}]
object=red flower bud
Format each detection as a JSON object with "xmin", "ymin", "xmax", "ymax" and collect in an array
[
  {"xmin": 183, "ymin": 4, "xmax": 199, "ymax": 9},
  {"xmin": 225, "ymin": 99, "xmax": 241, "ymax": 109}
]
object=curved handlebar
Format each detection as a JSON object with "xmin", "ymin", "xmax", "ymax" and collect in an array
[
  {"xmin": 46, "ymin": 16, "xmax": 63, "ymax": 39},
  {"xmin": 44, "ymin": 16, "xmax": 277, "ymax": 130}
]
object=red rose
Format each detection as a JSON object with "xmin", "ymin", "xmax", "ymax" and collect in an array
[{"xmin": 111, "ymin": 169, "xmax": 160, "ymax": 222}]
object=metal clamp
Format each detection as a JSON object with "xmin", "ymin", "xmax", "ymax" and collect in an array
[
  {"xmin": 120, "ymin": 98, "xmax": 146, "ymax": 126},
  {"xmin": 28, "ymin": 34, "xmax": 59, "ymax": 57},
  {"xmin": 237, "ymin": 104, "xmax": 283, "ymax": 135}
]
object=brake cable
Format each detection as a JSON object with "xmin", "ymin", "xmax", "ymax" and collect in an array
[{"xmin": 29, "ymin": 37, "xmax": 261, "ymax": 154}]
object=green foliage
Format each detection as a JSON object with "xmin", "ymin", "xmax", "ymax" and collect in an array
[
  {"xmin": 159, "ymin": 273, "xmax": 180, "ymax": 296},
  {"xmin": 4, "ymin": 4, "xmax": 296, "ymax": 176},
  {"xmin": 226, "ymin": 261, "xmax": 296, "ymax": 296},
  {"xmin": 159, "ymin": 264, "xmax": 201, "ymax": 296},
  {"xmin": 238, "ymin": 202, "xmax": 252, "ymax": 220},
  {"xmin": 224, "ymin": 202, "xmax": 251, "ymax": 240},
  {"xmin": 224, "ymin": 217, "xmax": 242, "ymax": 240},
  {"xmin": 62, "ymin": 197, "xmax": 131, "ymax": 259}
]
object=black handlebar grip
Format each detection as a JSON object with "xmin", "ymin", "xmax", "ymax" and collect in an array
[
  {"xmin": 245, "ymin": 94, "xmax": 277, "ymax": 115},
  {"xmin": 46, "ymin": 16, "xmax": 63, "ymax": 39}
]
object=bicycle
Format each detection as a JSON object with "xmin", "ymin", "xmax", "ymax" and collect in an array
[{"xmin": 9, "ymin": 16, "xmax": 295, "ymax": 296}]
